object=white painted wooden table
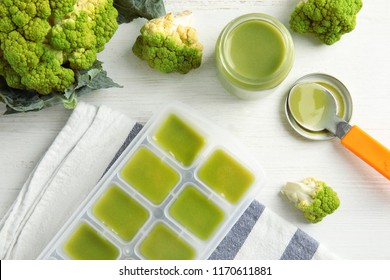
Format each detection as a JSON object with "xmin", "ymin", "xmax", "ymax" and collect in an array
[{"xmin": 1, "ymin": 1, "xmax": 389, "ymax": 260}]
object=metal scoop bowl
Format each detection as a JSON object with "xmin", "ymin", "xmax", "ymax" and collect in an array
[{"xmin": 288, "ymin": 82, "xmax": 390, "ymax": 180}]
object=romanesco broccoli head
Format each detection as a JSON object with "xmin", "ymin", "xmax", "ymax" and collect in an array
[
  {"xmin": 290, "ymin": 0, "xmax": 363, "ymax": 45},
  {"xmin": 281, "ymin": 177, "xmax": 340, "ymax": 223},
  {"xmin": 132, "ymin": 11, "xmax": 203, "ymax": 74},
  {"xmin": 0, "ymin": 0, "xmax": 118, "ymax": 95}
]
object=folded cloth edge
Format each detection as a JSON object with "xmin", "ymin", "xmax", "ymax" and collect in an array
[{"xmin": 0, "ymin": 102, "xmax": 135, "ymax": 259}]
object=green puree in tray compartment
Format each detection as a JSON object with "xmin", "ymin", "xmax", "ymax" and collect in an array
[
  {"xmin": 63, "ymin": 223, "xmax": 119, "ymax": 260},
  {"xmin": 169, "ymin": 185, "xmax": 224, "ymax": 240},
  {"xmin": 198, "ymin": 149, "xmax": 255, "ymax": 203},
  {"xmin": 120, "ymin": 147, "xmax": 180, "ymax": 204},
  {"xmin": 139, "ymin": 223, "xmax": 195, "ymax": 260},
  {"xmin": 92, "ymin": 185, "xmax": 149, "ymax": 241},
  {"xmin": 153, "ymin": 113, "xmax": 206, "ymax": 166}
]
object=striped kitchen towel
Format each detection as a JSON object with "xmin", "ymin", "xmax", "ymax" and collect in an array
[{"xmin": 0, "ymin": 102, "xmax": 337, "ymax": 260}]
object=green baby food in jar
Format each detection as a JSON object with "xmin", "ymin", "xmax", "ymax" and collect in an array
[{"xmin": 215, "ymin": 13, "xmax": 294, "ymax": 99}]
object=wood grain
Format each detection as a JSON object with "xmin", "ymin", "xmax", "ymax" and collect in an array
[{"xmin": 1, "ymin": 0, "xmax": 389, "ymax": 259}]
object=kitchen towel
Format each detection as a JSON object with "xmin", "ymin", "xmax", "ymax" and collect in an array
[{"xmin": 0, "ymin": 102, "xmax": 338, "ymax": 260}]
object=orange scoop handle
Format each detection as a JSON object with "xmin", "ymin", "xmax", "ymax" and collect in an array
[{"xmin": 341, "ymin": 125, "xmax": 390, "ymax": 180}]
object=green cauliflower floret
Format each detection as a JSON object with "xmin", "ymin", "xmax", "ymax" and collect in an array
[
  {"xmin": 281, "ymin": 177, "xmax": 340, "ymax": 223},
  {"xmin": 132, "ymin": 11, "xmax": 203, "ymax": 74},
  {"xmin": 0, "ymin": 0, "xmax": 118, "ymax": 95},
  {"xmin": 290, "ymin": 0, "xmax": 363, "ymax": 45}
]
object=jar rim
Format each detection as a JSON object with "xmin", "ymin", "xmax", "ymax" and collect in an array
[{"xmin": 216, "ymin": 13, "xmax": 294, "ymax": 90}]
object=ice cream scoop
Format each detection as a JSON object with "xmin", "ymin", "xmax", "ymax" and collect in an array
[{"xmin": 288, "ymin": 82, "xmax": 390, "ymax": 180}]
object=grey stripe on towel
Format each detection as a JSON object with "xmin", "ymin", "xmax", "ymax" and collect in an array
[
  {"xmin": 280, "ymin": 229, "xmax": 319, "ymax": 260},
  {"xmin": 209, "ymin": 200, "xmax": 265, "ymax": 260},
  {"xmin": 107, "ymin": 124, "xmax": 320, "ymax": 260}
]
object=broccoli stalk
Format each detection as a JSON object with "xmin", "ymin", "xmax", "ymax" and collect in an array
[
  {"xmin": 281, "ymin": 177, "xmax": 340, "ymax": 223},
  {"xmin": 289, "ymin": 0, "xmax": 363, "ymax": 45},
  {"xmin": 132, "ymin": 11, "xmax": 203, "ymax": 74}
]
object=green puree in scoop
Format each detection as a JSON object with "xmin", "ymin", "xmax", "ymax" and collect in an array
[
  {"xmin": 225, "ymin": 20, "xmax": 285, "ymax": 80},
  {"xmin": 63, "ymin": 223, "xmax": 119, "ymax": 260}
]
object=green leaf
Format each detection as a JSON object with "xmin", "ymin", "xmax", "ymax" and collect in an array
[
  {"xmin": 114, "ymin": 0, "xmax": 166, "ymax": 24},
  {"xmin": 0, "ymin": 61, "xmax": 122, "ymax": 114},
  {"xmin": 0, "ymin": 81, "xmax": 46, "ymax": 114}
]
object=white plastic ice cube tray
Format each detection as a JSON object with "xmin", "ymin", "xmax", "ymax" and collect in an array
[{"xmin": 39, "ymin": 102, "xmax": 266, "ymax": 260}]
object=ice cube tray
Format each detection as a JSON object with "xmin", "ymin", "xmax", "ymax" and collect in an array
[{"xmin": 39, "ymin": 102, "xmax": 266, "ymax": 260}]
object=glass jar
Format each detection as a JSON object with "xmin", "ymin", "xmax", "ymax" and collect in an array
[{"xmin": 215, "ymin": 13, "xmax": 294, "ymax": 99}]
